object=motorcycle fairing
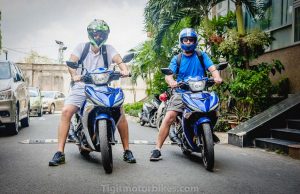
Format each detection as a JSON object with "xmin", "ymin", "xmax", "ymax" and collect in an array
[
  {"xmin": 182, "ymin": 91, "xmax": 219, "ymax": 112},
  {"xmin": 85, "ymin": 85, "xmax": 124, "ymax": 107}
]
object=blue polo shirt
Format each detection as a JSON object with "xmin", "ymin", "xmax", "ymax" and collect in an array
[{"xmin": 168, "ymin": 51, "xmax": 213, "ymax": 82}]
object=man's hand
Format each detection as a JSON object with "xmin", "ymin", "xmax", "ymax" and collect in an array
[
  {"xmin": 72, "ymin": 75, "xmax": 82, "ymax": 82},
  {"xmin": 169, "ymin": 80, "xmax": 178, "ymax": 88},
  {"xmin": 213, "ymin": 77, "xmax": 223, "ymax": 84},
  {"xmin": 120, "ymin": 69, "xmax": 130, "ymax": 77}
]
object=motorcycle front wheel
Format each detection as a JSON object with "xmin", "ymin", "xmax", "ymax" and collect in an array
[
  {"xmin": 201, "ymin": 123, "xmax": 214, "ymax": 171},
  {"xmin": 98, "ymin": 120, "xmax": 113, "ymax": 174}
]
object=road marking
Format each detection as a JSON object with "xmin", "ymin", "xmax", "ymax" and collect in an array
[{"xmin": 19, "ymin": 139, "xmax": 176, "ymax": 145}]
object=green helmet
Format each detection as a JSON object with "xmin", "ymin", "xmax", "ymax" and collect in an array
[{"xmin": 87, "ymin": 19, "xmax": 110, "ymax": 48}]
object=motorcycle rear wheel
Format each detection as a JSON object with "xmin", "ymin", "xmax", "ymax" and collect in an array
[
  {"xmin": 149, "ymin": 111, "xmax": 157, "ymax": 128},
  {"xmin": 201, "ymin": 123, "xmax": 214, "ymax": 171},
  {"xmin": 98, "ymin": 120, "xmax": 113, "ymax": 174}
]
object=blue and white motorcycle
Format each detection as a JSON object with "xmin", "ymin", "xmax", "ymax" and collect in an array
[
  {"xmin": 66, "ymin": 53, "xmax": 133, "ymax": 174},
  {"xmin": 161, "ymin": 62, "xmax": 227, "ymax": 171}
]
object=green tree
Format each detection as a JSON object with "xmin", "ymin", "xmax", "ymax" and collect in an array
[
  {"xmin": 23, "ymin": 50, "xmax": 53, "ymax": 64},
  {"xmin": 232, "ymin": 0, "xmax": 265, "ymax": 35},
  {"xmin": 144, "ymin": 0, "xmax": 224, "ymax": 52}
]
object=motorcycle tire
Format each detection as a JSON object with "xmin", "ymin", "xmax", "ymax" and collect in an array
[
  {"xmin": 98, "ymin": 120, "xmax": 113, "ymax": 174},
  {"xmin": 156, "ymin": 115, "xmax": 164, "ymax": 131},
  {"xmin": 201, "ymin": 123, "xmax": 214, "ymax": 171},
  {"xmin": 149, "ymin": 112, "xmax": 158, "ymax": 128},
  {"xmin": 140, "ymin": 120, "xmax": 145, "ymax": 126}
]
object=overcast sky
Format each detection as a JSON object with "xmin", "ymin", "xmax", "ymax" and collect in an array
[{"xmin": 0, "ymin": 0, "xmax": 148, "ymax": 63}]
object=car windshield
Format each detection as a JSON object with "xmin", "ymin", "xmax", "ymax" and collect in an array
[
  {"xmin": 41, "ymin": 91, "xmax": 55, "ymax": 98},
  {"xmin": 0, "ymin": 62, "xmax": 11, "ymax": 79},
  {"xmin": 29, "ymin": 90, "xmax": 39, "ymax": 97}
]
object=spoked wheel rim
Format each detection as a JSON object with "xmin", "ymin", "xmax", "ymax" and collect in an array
[{"xmin": 149, "ymin": 112, "xmax": 157, "ymax": 127}]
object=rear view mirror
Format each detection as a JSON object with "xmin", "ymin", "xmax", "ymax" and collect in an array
[
  {"xmin": 66, "ymin": 61, "xmax": 79, "ymax": 69},
  {"xmin": 161, "ymin": 68, "xmax": 173, "ymax": 75},
  {"xmin": 122, "ymin": 53, "xmax": 135, "ymax": 63},
  {"xmin": 216, "ymin": 62, "xmax": 228, "ymax": 71}
]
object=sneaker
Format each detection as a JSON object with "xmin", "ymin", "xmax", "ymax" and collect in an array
[
  {"xmin": 49, "ymin": 151, "xmax": 65, "ymax": 166},
  {"xmin": 150, "ymin": 149, "xmax": 162, "ymax": 161},
  {"xmin": 123, "ymin": 150, "xmax": 136, "ymax": 163}
]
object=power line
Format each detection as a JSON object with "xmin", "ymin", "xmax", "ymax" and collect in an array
[{"xmin": 2, "ymin": 46, "xmax": 57, "ymax": 61}]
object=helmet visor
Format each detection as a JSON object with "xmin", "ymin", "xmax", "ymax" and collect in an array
[
  {"xmin": 88, "ymin": 30, "xmax": 108, "ymax": 46},
  {"xmin": 182, "ymin": 37, "xmax": 196, "ymax": 43}
]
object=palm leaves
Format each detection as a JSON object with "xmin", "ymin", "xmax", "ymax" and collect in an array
[{"xmin": 145, "ymin": 0, "xmax": 224, "ymax": 52}]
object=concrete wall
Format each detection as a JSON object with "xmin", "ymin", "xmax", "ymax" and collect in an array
[
  {"xmin": 251, "ymin": 43, "xmax": 300, "ymax": 94},
  {"xmin": 17, "ymin": 63, "xmax": 71, "ymax": 95},
  {"xmin": 17, "ymin": 63, "xmax": 147, "ymax": 104}
]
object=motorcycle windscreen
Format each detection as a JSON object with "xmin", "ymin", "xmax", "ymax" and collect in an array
[
  {"xmin": 182, "ymin": 92, "xmax": 219, "ymax": 112},
  {"xmin": 85, "ymin": 85, "xmax": 124, "ymax": 107}
]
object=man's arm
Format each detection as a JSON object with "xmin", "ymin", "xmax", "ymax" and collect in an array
[
  {"xmin": 68, "ymin": 54, "xmax": 82, "ymax": 82},
  {"xmin": 208, "ymin": 65, "xmax": 222, "ymax": 84},
  {"xmin": 112, "ymin": 54, "xmax": 129, "ymax": 76}
]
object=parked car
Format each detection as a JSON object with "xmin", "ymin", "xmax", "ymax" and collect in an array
[
  {"xmin": 28, "ymin": 87, "xmax": 43, "ymax": 117},
  {"xmin": 41, "ymin": 91, "xmax": 65, "ymax": 114},
  {"xmin": 0, "ymin": 60, "xmax": 30, "ymax": 134}
]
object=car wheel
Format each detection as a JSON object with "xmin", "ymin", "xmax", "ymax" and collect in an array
[
  {"xmin": 38, "ymin": 107, "xmax": 43, "ymax": 117},
  {"xmin": 6, "ymin": 109, "xmax": 19, "ymax": 135},
  {"xmin": 49, "ymin": 104, "xmax": 55, "ymax": 114},
  {"xmin": 21, "ymin": 106, "xmax": 30, "ymax": 128}
]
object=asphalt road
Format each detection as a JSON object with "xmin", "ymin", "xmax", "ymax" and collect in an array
[{"xmin": 0, "ymin": 113, "xmax": 300, "ymax": 194}]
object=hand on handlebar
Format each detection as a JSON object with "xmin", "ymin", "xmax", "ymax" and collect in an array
[
  {"xmin": 213, "ymin": 77, "xmax": 223, "ymax": 84},
  {"xmin": 169, "ymin": 80, "xmax": 178, "ymax": 88},
  {"xmin": 72, "ymin": 75, "xmax": 82, "ymax": 82},
  {"xmin": 120, "ymin": 70, "xmax": 131, "ymax": 77}
]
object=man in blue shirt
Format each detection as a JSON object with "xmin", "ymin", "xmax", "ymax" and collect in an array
[{"xmin": 150, "ymin": 28, "xmax": 223, "ymax": 161}]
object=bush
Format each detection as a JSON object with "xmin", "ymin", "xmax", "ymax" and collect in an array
[{"xmin": 123, "ymin": 102, "xmax": 143, "ymax": 117}]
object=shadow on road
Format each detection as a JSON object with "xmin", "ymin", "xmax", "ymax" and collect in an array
[{"xmin": 0, "ymin": 126, "xmax": 25, "ymax": 137}]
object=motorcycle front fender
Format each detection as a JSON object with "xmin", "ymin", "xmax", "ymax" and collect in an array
[
  {"xmin": 194, "ymin": 117, "xmax": 211, "ymax": 136},
  {"xmin": 94, "ymin": 114, "xmax": 117, "ymax": 142}
]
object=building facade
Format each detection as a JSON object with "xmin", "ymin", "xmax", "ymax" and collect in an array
[{"xmin": 213, "ymin": 0, "xmax": 300, "ymax": 93}]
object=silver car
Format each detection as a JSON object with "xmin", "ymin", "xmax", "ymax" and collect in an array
[
  {"xmin": 29, "ymin": 87, "xmax": 43, "ymax": 117},
  {"xmin": 0, "ymin": 60, "xmax": 30, "ymax": 134},
  {"xmin": 41, "ymin": 91, "xmax": 65, "ymax": 114}
]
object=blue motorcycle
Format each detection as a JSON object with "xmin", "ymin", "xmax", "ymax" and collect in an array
[
  {"xmin": 161, "ymin": 62, "xmax": 227, "ymax": 171},
  {"xmin": 66, "ymin": 53, "xmax": 133, "ymax": 174}
]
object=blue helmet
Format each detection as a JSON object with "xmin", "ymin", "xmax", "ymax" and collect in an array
[{"xmin": 179, "ymin": 28, "xmax": 198, "ymax": 52}]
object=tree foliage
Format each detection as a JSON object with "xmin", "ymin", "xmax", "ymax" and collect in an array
[
  {"xmin": 144, "ymin": 0, "xmax": 224, "ymax": 52},
  {"xmin": 23, "ymin": 50, "xmax": 53, "ymax": 64}
]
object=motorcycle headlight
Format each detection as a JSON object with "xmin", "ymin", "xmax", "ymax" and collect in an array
[
  {"xmin": 0, "ymin": 90, "xmax": 12, "ymax": 100},
  {"xmin": 90, "ymin": 73, "xmax": 110, "ymax": 85},
  {"xmin": 188, "ymin": 80, "xmax": 206, "ymax": 92}
]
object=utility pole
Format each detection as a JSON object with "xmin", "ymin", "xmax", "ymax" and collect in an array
[
  {"xmin": 55, "ymin": 40, "xmax": 67, "ymax": 64},
  {"xmin": 3, "ymin": 49, "xmax": 8, "ymax": 60}
]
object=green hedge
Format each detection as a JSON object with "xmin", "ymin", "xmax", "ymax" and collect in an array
[{"xmin": 123, "ymin": 102, "xmax": 143, "ymax": 117}]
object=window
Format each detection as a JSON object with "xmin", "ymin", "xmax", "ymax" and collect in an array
[
  {"xmin": 0, "ymin": 62, "xmax": 11, "ymax": 79},
  {"xmin": 246, "ymin": 0, "xmax": 293, "ymax": 31},
  {"xmin": 294, "ymin": 1, "xmax": 300, "ymax": 42}
]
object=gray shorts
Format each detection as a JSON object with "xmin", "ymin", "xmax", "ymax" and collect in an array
[
  {"xmin": 166, "ymin": 93, "xmax": 184, "ymax": 112},
  {"xmin": 64, "ymin": 83, "xmax": 87, "ymax": 108}
]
